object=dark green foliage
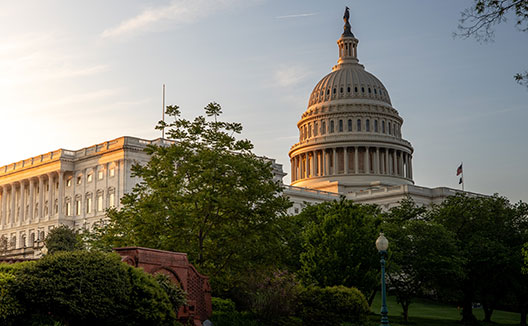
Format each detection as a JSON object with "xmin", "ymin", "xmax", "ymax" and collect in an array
[
  {"xmin": 211, "ymin": 297, "xmax": 260, "ymax": 326},
  {"xmin": 154, "ymin": 274, "xmax": 187, "ymax": 312},
  {"xmin": 238, "ymin": 270, "xmax": 301, "ymax": 323},
  {"xmin": 8, "ymin": 251, "xmax": 177, "ymax": 326},
  {"xmin": 298, "ymin": 285, "xmax": 369, "ymax": 326},
  {"xmin": 429, "ymin": 194, "xmax": 528, "ymax": 324},
  {"xmin": 44, "ymin": 225, "xmax": 84, "ymax": 254},
  {"xmin": 0, "ymin": 270, "xmax": 23, "ymax": 323},
  {"xmin": 298, "ymin": 199, "xmax": 382, "ymax": 296},
  {"xmin": 382, "ymin": 198, "xmax": 464, "ymax": 322},
  {"xmin": 87, "ymin": 103, "xmax": 291, "ymax": 294}
]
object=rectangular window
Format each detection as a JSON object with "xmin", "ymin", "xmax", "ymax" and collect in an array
[
  {"xmin": 86, "ymin": 197, "xmax": 92, "ymax": 214},
  {"xmin": 76, "ymin": 200, "xmax": 81, "ymax": 216},
  {"xmin": 321, "ymin": 121, "xmax": 326, "ymax": 134},
  {"xmin": 374, "ymin": 120, "xmax": 378, "ymax": 132},
  {"xmin": 382, "ymin": 121, "xmax": 386, "ymax": 133},
  {"xmin": 77, "ymin": 176, "xmax": 82, "ymax": 185},
  {"xmin": 66, "ymin": 178, "xmax": 72, "ymax": 187},
  {"xmin": 87, "ymin": 174, "xmax": 93, "ymax": 183},
  {"xmin": 348, "ymin": 119, "xmax": 352, "ymax": 131},
  {"xmin": 314, "ymin": 122, "xmax": 318, "ymax": 136},
  {"xmin": 66, "ymin": 202, "xmax": 71, "ymax": 216},
  {"xmin": 109, "ymin": 193, "xmax": 115, "ymax": 207},
  {"xmin": 97, "ymin": 195, "xmax": 103, "ymax": 212},
  {"xmin": 339, "ymin": 120, "xmax": 343, "ymax": 132},
  {"xmin": 330, "ymin": 121, "xmax": 335, "ymax": 133},
  {"xmin": 357, "ymin": 119, "xmax": 362, "ymax": 132},
  {"xmin": 366, "ymin": 119, "xmax": 370, "ymax": 132},
  {"xmin": 98, "ymin": 170, "xmax": 104, "ymax": 180},
  {"xmin": 109, "ymin": 167, "xmax": 115, "ymax": 177}
]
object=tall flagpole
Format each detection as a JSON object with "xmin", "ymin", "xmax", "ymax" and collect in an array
[{"xmin": 162, "ymin": 84, "xmax": 165, "ymax": 139}]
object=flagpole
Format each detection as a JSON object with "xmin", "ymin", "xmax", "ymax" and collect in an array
[{"xmin": 162, "ymin": 84, "xmax": 165, "ymax": 140}]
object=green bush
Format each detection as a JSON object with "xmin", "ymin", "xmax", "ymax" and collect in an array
[
  {"xmin": 0, "ymin": 270, "xmax": 23, "ymax": 324},
  {"xmin": 44, "ymin": 225, "xmax": 84, "ymax": 254},
  {"xmin": 212, "ymin": 297, "xmax": 236, "ymax": 313},
  {"xmin": 9, "ymin": 251, "xmax": 178, "ymax": 326},
  {"xmin": 298, "ymin": 285, "xmax": 369, "ymax": 326}
]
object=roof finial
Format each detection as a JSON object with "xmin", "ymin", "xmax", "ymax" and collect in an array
[{"xmin": 343, "ymin": 6, "xmax": 353, "ymax": 37}]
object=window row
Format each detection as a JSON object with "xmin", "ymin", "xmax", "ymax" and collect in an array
[
  {"xmin": 300, "ymin": 118, "xmax": 401, "ymax": 140},
  {"xmin": 311, "ymin": 85, "xmax": 386, "ymax": 104},
  {"xmin": 66, "ymin": 166, "xmax": 116, "ymax": 187},
  {"xmin": 64, "ymin": 189, "xmax": 116, "ymax": 217}
]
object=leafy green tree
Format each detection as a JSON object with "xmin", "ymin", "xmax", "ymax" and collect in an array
[
  {"xmin": 88, "ymin": 103, "xmax": 291, "ymax": 293},
  {"xmin": 297, "ymin": 199, "xmax": 382, "ymax": 302},
  {"xmin": 44, "ymin": 225, "xmax": 84, "ymax": 254},
  {"xmin": 9, "ymin": 251, "xmax": 177, "ymax": 326},
  {"xmin": 430, "ymin": 193, "xmax": 523, "ymax": 324},
  {"xmin": 457, "ymin": 0, "xmax": 528, "ymax": 87},
  {"xmin": 382, "ymin": 198, "xmax": 464, "ymax": 323}
]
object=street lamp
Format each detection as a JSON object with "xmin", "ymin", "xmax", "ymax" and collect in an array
[{"xmin": 376, "ymin": 232, "xmax": 390, "ymax": 326}]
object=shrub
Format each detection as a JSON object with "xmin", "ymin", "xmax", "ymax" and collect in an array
[
  {"xmin": 44, "ymin": 225, "xmax": 84, "ymax": 254},
  {"xmin": 298, "ymin": 285, "xmax": 369, "ymax": 326},
  {"xmin": 10, "ymin": 251, "xmax": 178, "ymax": 326},
  {"xmin": 0, "ymin": 270, "xmax": 23, "ymax": 324},
  {"xmin": 154, "ymin": 274, "xmax": 187, "ymax": 312}
]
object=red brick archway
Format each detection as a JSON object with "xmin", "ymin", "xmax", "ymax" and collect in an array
[{"xmin": 114, "ymin": 247, "xmax": 212, "ymax": 325}]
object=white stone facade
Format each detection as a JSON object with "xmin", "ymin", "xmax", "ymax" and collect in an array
[{"xmin": 0, "ymin": 136, "xmax": 165, "ymax": 258}]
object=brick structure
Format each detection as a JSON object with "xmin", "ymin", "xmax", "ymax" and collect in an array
[{"xmin": 114, "ymin": 247, "xmax": 212, "ymax": 326}]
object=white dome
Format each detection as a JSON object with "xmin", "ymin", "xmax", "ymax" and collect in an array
[{"xmin": 308, "ymin": 64, "xmax": 392, "ymax": 107}]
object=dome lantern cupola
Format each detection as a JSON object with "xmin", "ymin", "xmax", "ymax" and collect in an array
[{"xmin": 336, "ymin": 7, "xmax": 359, "ymax": 68}]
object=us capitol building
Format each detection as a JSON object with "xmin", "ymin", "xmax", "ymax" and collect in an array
[{"xmin": 0, "ymin": 11, "xmax": 473, "ymax": 258}]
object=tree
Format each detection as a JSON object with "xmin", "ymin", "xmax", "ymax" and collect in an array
[
  {"xmin": 297, "ymin": 199, "xmax": 382, "ymax": 302},
  {"xmin": 457, "ymin": 0, "xmax": 528, "ymax": 87},
  {"xmin": 429, "ymin": 193, "xmax": 522, "ymax": 324},
  {"xmin": 44, "ymin": 225, "xmax": 84, "ymax": 254},
  {"xmin": 382, "ymin": 198, "xmax": 463, "ymax": 323},
  {"xmin": 89, "ymin": 103, "xmax": 291, "ymax": 293},
  {"xmin": 8, "ymin": 251, "xmax": 178, "ymax": 326}
]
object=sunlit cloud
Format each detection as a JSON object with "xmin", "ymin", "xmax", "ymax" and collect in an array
[
  {"xmin": 101, "ymin": 0, "xmax": 246, "ymax": 39},
  {"xmin": 275, "ymin": 13, "xmax": 317, "ymax": 19},
  {"xmin": 274, "ymin": 65, "xmax": 312, "ymax": 87}
]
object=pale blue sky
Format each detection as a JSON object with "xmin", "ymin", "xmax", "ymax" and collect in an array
[{"xmin": 0, "ymin": 1, "xmax": 527, "ymax": 202}]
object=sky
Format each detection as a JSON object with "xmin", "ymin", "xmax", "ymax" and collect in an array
[{"xmin": 0, "ymin": 1, "xmax": 527, "ymax": 202}]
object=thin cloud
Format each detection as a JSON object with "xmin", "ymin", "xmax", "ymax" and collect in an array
[
  {"xmin": 276, "ymin": 13, "xmax": 317, "ymax": 19},
  {"xmin": 101, "ymin": 0, "xmax": 245, "ymax": 39},
  {"xmin": 274, "ymin": 66, "xmax": 312, "ymax": 87}
]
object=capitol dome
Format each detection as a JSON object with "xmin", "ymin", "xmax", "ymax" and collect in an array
[{"xmin": 289, "ymin": 9, "xmax": 414, "ymax": 193}]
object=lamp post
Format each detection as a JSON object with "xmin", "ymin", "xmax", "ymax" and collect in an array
[{"xmin": 376, "ymin": 232, "xmax": 390, "ymax": 326}]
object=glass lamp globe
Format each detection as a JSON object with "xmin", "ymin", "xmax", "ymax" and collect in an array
[{"xmin": 376, "ymin": 233, "xmax": 389, "ymax": 252}]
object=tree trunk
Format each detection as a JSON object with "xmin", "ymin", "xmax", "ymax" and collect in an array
[
  {"xmin": 482, "ymin": 303, "xmax": 493, "ymax": 322},
  {"xmin": 461, "ymin": 290, "xmax": 477, "ymax": 325},
  {"xmin": 402, "ymin": 301, "xmax": 410, "ymax": 323}
]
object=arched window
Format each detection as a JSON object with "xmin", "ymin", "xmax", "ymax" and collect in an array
[
  {"xmin": 330, "ymin": 120, "xmax": 335, "ymax": 133},
  {"xmin": 308, "ymin": 124, "xmax": 312, "ymax": 138},
  {"xmin": 374, "ymin": 120, "xmax": 378, "ymax": 132},
  {"xmin": 347, "ymin": 87, "xmax": 351, "ymax": 93},
  {"xmin": 368, "ymin": 88, "xmax": 371, "ymax": 94},
  {"xmin": 366, "ymin": 119, "xmax": 370, "ymax": 132},
  {"xmin": 339, "ymin": 120, "xmax": 343, "ymax": 132},
  {"xmin": 357, "ymin": 119, "xmax": 362, "ymax": 131},
  {"xmin": 374, "ymin": 89, "xmax": 377, "ymax": 94},
  {"xmin": 348, "ymin": 119, "xmax": 352, "ymax": 131},
  {"xmin": 361, "ymin": 87, "xmax": 365, "ymax": 93},
  {"xmin": 333, "ymin": 88, "xmax": 336, "ymax": 94},
  {"xmin": 388, "ymin": 122, "xmax": 392, "ymax": 135},
  {"xmin": 314, "ymin": 122, "xmax": 318, "ymax": 136},
  {"xmin": 340, "ymin": 87, "xmax": 343, "ymax": 93},
  {"xmin": 321, "ymin": 121, "xmax": 326, "ymax": 134},
  {"xmin": 382, "ymin": 121, "xmax": 386, "ymax": 133},
  {"xmin": 354, "ymin": 87, "xmax": 358, "ymax": 93}
]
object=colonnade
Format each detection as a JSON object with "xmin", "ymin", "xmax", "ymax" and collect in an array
[
  {"xmin": 290, "ymin": 146, "xmax": 412, "ymax": 182},
  {"xmin": 0, "ymin": 172, "xmax": 64, "ymax": 229}
]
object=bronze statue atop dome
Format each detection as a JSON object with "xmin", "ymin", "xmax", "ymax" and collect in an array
[{"xmin": 343, "ymin": 6, "xmax": 354, "ymax": 37}]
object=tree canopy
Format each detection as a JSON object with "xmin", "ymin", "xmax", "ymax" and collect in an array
[{"xmin": 88, "ymin": 103, "xmax": 291, "ymax": 292}]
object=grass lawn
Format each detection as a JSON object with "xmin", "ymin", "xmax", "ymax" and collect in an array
[{"xmin": 368, "ymin": 294, "xmax": 521, "ymax": 326}]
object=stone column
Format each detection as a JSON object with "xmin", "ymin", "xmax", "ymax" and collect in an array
[
  {"xmin": 392, "ymin": 150, "xmax": 397, "ymax": 175},
  {"xmin": 354, "ymin": 147, "xmax": 358, "ymax": 174},
  {"xmin": 385, "ymin": 149, "xmax": 390, "ymax": 175},
  {"xmin": 364, "ymin": 147, "xmax": 369, "ymax": 174},
  {"xmin": 398, "ymin": 151, "xmax": 404, "ymax": 176},
  {"xmin": 0, "ymin": 186, "xmax": 5, "ymax": 227},
  {"xmin": 344, "ymin": 147, "xmax": 349, "ymax": 174},
  {"xmin": 409, "ymin": 155, "xmax": 413, "ymax": 179},
  {"xmin": 58, "ymin": 171, "xmax": 64, "ymax": 219},
  {"xmin": 311, "ymin": 151, "xmax": 316, "ymax": 177},
  {"xmin": 376, "ymin": 147, "xmax": 380, "ymax": 174},
  {"xmin": 47, "ymin": 174, "xmax": 53, "ymax": 219},
  {"xmin": 290, "ymin": 159, "xmax": 294, "ymax": 182},
  {"xmin": 321, "ymin": 149, "xmax": 328, "ymax": 176},
  {"xmin": 38, "ymin": 176, "xmax": 44, "ymax": 221},
  {"xmin": 28, "ymin": 179, "xmax": 34, "ymax": 223},
  {"xmin": 19, "ymin": 181, "xmax": 25, "ymax": 225},
  {"xmin": 10, "ymin": 184, "xmax": 16, "ymax": 226},
  {"xmin": 333, "ymin": 148, "xmax": 337, "ymax": 175}
]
